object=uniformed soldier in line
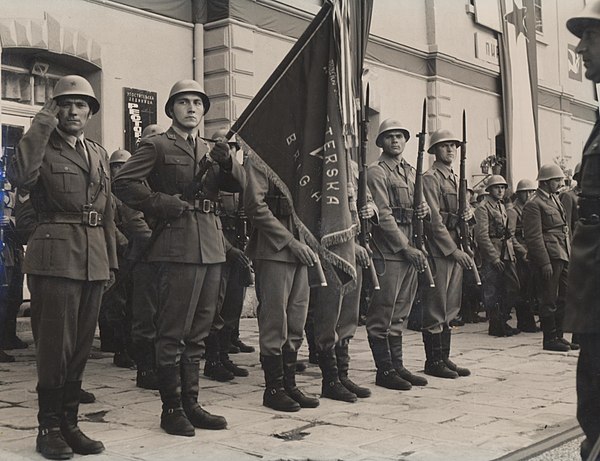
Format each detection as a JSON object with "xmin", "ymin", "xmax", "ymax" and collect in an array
[
  {"xmin": 507, "ymin": 179, "xmax": 540, "ymax": 330},
  {"xmin": 8, "ymin": 75, "xmax": 117, "ymax": 459},
  {"xmin": 522, "ymin": 164, "xmax": 574, "ymax": 352},
  {"xmin": 560, "ymin": 162, "xmax": 581, "ymax": 236},
  {"xmin": 202, "ymin": 128, "xmax": 250, "ymax": 382},
  {"xmin": 565, "ymin": 8, "xmax": 600, "ymax": 458},
  {"xmin": 475, "ymin": 175, "xmax": 534, "ymax": 337},
  {"xmin": 364, "ymin": 119, "xmax": 430, "ymax": 391},
  {"xmin": 421, "ymin": 129, "xmax": 473, "ymax": 379},
  {"xmin": 97, "ymin": 149, "xmax": 138, "ymax": 369},
  {"xmin": 244, "ymin": 153, "xmax": 320, "ymax": 412},
  {"xmin": 114, "ymin": 80, "xmax": 240, "ymax": 436},
  {"xmin": 128, "ymin": 124, "xmax": 163, "ymax": 390},
  {"xmin": 311, "ymin": 159, "xmax": 376, "ymax": 402}
]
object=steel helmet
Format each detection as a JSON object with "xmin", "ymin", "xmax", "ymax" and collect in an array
[
  {"xmin": 536, "ymin": 164, "xmax": 565, "ymax": 182},
  {"xmin": 485, "ymin": 175, "xmax": 508, "ymax": 191},
  {"xmin": 375, "ymin": 119, "xmax": 411, "ymax": 147},
  {"xmin": 52, "ymin": 75, "xmax": 100, "ymax": 114},
  {"xmin": 515, "ymin": 178, "xmax": 536, "ymax": 192},
  {"xmin": 165, "ymin": 79, "xmax": 210, "ymax": 117},
  {"xmin": 109, "ymin": 149, "xmax": 131, "ymax": 164},
  {"xmin": 567, "ymin": 1, "xmax": 600, "ymax": 38},
  {"xmin": 427, "ymin": 129, "xmax": 462, "ymax": 154},
  {"xmin": 141, "ymin": 124, "xmax": 163, "ymax": 139}
]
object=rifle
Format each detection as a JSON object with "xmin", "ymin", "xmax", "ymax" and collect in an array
[
  {"xmin": 234, "ymin": 152, "xmax": 255, "ymax": 287},
  {"xmin": 357, "ymin": 90, "xmax": 380, "ymax": 290},
  {"xmin": 459, "ymin": 111, "xmax": 482, "ymax": 286},
  {"xmin": 414, "ymin": 99, "xmax": 435, "ymax": 288}
]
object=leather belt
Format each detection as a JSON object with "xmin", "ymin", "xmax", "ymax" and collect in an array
[
  {"xmin": 189, "ymin": 198, "xmax": 221, "ymax": 214},
  {"xmin": 38, "ymin": 210, "xmax": 104, "ymax": 227}
]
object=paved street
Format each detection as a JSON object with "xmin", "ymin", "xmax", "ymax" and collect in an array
[{"xmin": 0, "ymin": 317, "xmax": 581, "ymax": 461}]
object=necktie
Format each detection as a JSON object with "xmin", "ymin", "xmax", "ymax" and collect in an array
[
  {"xmin": 188, "ymin": 135, "xmax": 196, "ymax": 152},
  {"xmin": 75, "ymin": 139, "xmax": 88, "ymax": 167}
]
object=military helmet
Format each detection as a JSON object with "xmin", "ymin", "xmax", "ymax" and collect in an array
[
  {"xmin": 375, "ymin": 119, "xmax": 411, "ymax": 147},
  {"xmin": 567, "ymin": 1, "xmax": 600, "ymax": 38},
  {"xmin": 165, "ymin": 79, "xmax": 210, "ymax": 117},
  {"xmin": 53, "ymin": 75, "xmax": 100, "ymax": 114},
  {"xmin": 485, "ymin": 175, "xmax": 508, "ymax": 191},
  {"xmin": 427, "ymin": 129, "xmax": 462, "ymax": 154},
  {"xmin": 536, "ymin": 164, "xmax": 565, "ymax": 182},
  {"xmin": 109, "ymin": 149, "xmax": 131, "ymax": 164},
  {"xmin": 515, "ymin": 178, "xmax": 536, "ymax": 192},
  {"xmin": 141, "ymin": 124, "xmax": 163, "ymax": 139}
]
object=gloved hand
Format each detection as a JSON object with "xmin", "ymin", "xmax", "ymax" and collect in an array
[{"xmin": 209, "ymin": 142, "xmax": 231, "ymax": 166}]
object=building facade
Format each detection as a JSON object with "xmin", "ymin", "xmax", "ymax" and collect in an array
[{"xmin": 0, "ymin": 0, "xmax": 594, "ymax": 188}]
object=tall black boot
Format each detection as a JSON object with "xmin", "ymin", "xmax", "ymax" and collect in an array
[
  {"xmin": 36, "ymin": 387, "xmax": 73, "ymax": 460},
  {"xmin": 180, "ymin": 362, "xmax": 227, "ymax": 430},
  {"xmin": 515, "ymin": 303, "xmax": 539, "ymax": 333},
  {"xmin": 388, "ymin": 334, "xmax": 428, "ymax": 386},
  {"xmin": 157, "ymin": 365, "xmax": 195, "ymax": 436},
  {"xmin": 541, "ymin": 316, "xmax": 569, "ymax": 352},
  {"xmin": 133, "ymin": 340, "xmax": 159, "ymax": 390},
  {"xmin": 282, "ymin": 350, "xmax": 319, "ymax": 408},
  {"xmin": 61, "ymin": 381, "xmax": 104, "ymax": 455},
  {"xmin": 368, "ymin": 336, "xmax": 411, "ymax": 390},
  {"xmin": 319, "ymin": 348, "xmax": 357, "ymax": 402},
  {"xmin": 422, "ymin": 331, "xmax": 458, "ymax": 379},
  {"xmin": 488, "ymin": 304, "xmax": 510, "ymax": 337},
  {"xmin": 261, "ymin": 355, "xmax": 300, "ymax": 412},
  {"xmin": 218, "ymin": 328, "xmax": 249, "ymax": 377},
  {"xmin": 335, "ymin": 340, "xmax": 371, "ymax": 398},
  {"xmin": 203, "ymin": 331, "xmax": 234, "ymax": 382},
  {"xmin": 441, "ymin": 326, "xmax": 470, "ymax": 377}
]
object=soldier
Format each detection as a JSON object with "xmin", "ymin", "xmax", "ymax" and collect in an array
[
  {"xmin": 364, "ymin": 119, "xmax": 429, "ymax": 391},
  {"xmin": 522, "ymin": 164, "xmax": 574, "ymax": 352},
  {"xmin": 508, "ymin": 179, "xmax": 539, "ymax": 331},
  {"xmin": 421, "ymin": 129, "xmax": 473, "ymax": 379},
  {"xmin": 475, "ymin": 175, "xmax": 533, "ymax": 336},
  {"xmin": 8, "ymin": 75, "xmax": 116, "ymax": 459},
  {"xmin": 565, "ymin": 6, "xmax": 600, "ymax": 458},
  {"xmin": 560, "ymin": 162, "xmax": 581, "ymax": 236},
  {"xmin": 114, "ymin": 80, "xmax": 240, "ymax": 436},
  {"xmin": 244, "ymin": 151, "xmax": 320, "ymax": 412}
]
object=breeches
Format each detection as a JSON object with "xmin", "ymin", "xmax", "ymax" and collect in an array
[{"xmin": 421, "ymin": 257, "xmax": 463, "ymax": 334}]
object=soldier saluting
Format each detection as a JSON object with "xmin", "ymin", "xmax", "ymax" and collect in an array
[{"xmin": 8, "ymin": 75, "xmax": 116, "ymax": 459}]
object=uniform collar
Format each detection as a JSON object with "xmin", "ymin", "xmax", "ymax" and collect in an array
[
  {"xmin": 432, "ymin": 160, "xmax": 454, "ymax": 178},
  {"xmin": 171, "ymin": 124, "xmax": 197, "ymax": 142},
  {"xmin": 378, "ymin": 153, "xmax": 408, "ymax": 172},
  {"xmin": 56, "ymin": 127, "xmax": 85, "ymax": 150}
]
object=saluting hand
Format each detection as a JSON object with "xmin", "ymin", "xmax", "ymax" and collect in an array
[
  {"xmin": 288, "ymin": 239, "xmax": 318, "ymax": 267},
  {"xmin": 415, "ymin": 201, "xmax": 430, "ymax": 220},
  {"xmin": 209, "ymin": 141, "xmax": 231, "ymax": 165},
  {"xmin": 41, "ymin": 99, "xmax": 59, "ymax": 118}
]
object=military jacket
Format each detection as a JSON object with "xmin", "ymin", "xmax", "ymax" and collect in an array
[
  {"xmin": 474, "ymin": 196, "xmax": 515, "ymax": 264},
  {"xmin": 422, "ymin": 161, "xmax": 460, "ymax": 258},
  {"xmin": 367, "ymin": 154, "xmax": 414, "ymax": 260},
  {"xmin": 506, "ymin": 201, "xmax": 527, "ymax": 260},
  {"xmin": 559, "ymin": 188, "xmax": 579, "ymax": 236},
  {"xmin": 7, "ymin": 110, "xmax": 117, "ymax": 281},
  {"xmin": 113, "ymin": 127, "xmax": 244, "ymax": 264},
  {"xmin": 522, "ymin": 189, "xmax": 570, "ymax": 267}
]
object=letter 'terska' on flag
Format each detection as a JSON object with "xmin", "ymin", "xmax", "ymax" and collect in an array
[{"xmin": 231, "ymin": 1, "xmax": 358, "ymax": 291}]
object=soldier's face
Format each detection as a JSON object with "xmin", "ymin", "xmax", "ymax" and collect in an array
[
  {"xmin": 488, "ymin": 185, "xmax": 506, "ymax": 201},
  {"xmin": 171, "ymin": 93, "xmax": 204, "ymax": 131},
  {"xmin": 433, "ymin": 142, "xmax": 458, "ymax": 166},
  {"xmin": 576, "ymin": 25, "xmax": 600, "ymax": 83},
  {"xmin": 381, "ymin": 131, "xmax": 406, "ymax": 157},
  {"xmin": 547, "ymin": 178, "xmax": 564, "ymax": 193},
  {"xmin": 516, "ymin": 190, "xmax": 533, "ymax": 203},
  {"xmin": 56, "ymin": 97, "xmax": 92, "ymax": 136}
]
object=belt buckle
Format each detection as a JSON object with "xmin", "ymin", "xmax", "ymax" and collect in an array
[
  {"xmin": 87, "ymin": 210, "xmax": 99, "ymax": 227},
  {"xmin": 202, "ymin": 199, "xmax": 212, "ymax": 213}
]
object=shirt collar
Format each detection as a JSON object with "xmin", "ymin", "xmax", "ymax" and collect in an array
[
  {"xmin": 171, "ymin": 125, "xmax": 197, "ymax": 142},
  {"xmin": 378, "ymin": 153, "xmax": 408, "ymax": 172},
  {"xmin": 536, "ymin": 188, "xmax": 553, "ymax": 200},
  {"xmin": 56, "ymin": 127, "xmax": 85, "ymax": 149}
]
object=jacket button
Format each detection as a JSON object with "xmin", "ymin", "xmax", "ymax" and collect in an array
[
  {"xmin": 64, "ymin": 167, "xmax": 69, "ymax": 171},
  {"xmin": 45, "ymin": 233, "xmax": 50, "ymax": 238},
  {"xmin": 90, "ymin": 182, "xmax": 94, "ymax": 187}
]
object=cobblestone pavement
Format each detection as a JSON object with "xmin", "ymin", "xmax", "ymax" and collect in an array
[{"xmin": 0, "ymin": 317, "xmax": 580, "ymax": 461}]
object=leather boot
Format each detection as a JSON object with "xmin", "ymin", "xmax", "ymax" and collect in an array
[
  {"xmin": 282, "ymin": 350, "xmax": 319, "ymax": 408},
  {"xmin": 60, "ymin": 381, "xmax": 104, "ymax": 454},
  {"xmin": 157, "ymin": 365, "xmax": 195, "ymax": 436},
  {"xmin": 555, "ymin": 309, "xmax": 579, "ymax": 350},
  {"xmin": 231, "ymin": 327, "xmax": 255, "ymax": 353},
  {"xmin": 203, "ymin": 331, "xmax": 234, "ymax": 382},
  {"xmin": 515, "ymin": 303, "xmax": 539, "ymax": 332},
  {"xmin": 261, "ymin": 355, "xmax": 300, "ymax": 412},
  {"xmin": 369, "ymin": 336, "xmax": 412, "ymax": 390},
  {"xmin": 319, "ymin": 348, "xmax": 357, "ymax": 402},
  {"xmin": 422, "ymin": 331, "xmax": 458, "ymax": 379},
  {"xmin": 36, "ymin": 386, "xmax": 73, "ymax": 460},
  {"xmin": 180, "ymin": 362, "xmax": 227, "ymax": 430},
  {"xmin": 441, "ymin": 326, "xmax": 470, "ymax": 377},
  {"xmin": 388, "ymin": 334, "xmax": 428, "ymax": 386},
  {"xmin": 133, "ymin": 340, "xmax": 159, "ymax": 390},
  {"xmin": 335, "ymin": 340, "xmax": 370, "ymax": 398},
  {"xmin": 488, "ymin": 304, "xmax": 508, "ymax": 337},
  {"xmin": 218, "ymin": 328, "xmax": 248, "ymax": 377},
  {"xmin": 541, "ymin": 316, "xmax": 570, "ymax": 352}
]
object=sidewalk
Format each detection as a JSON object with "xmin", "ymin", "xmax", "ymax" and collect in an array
[{"xmin": 0, "ymin": 318, "xmax": 579, "ymax": 461}]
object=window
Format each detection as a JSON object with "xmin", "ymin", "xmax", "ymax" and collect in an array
[
  {"xmin": 534, "ymin": 0, "xmax": 543, "ymax": 34},
  {"xmin": 1, "ymin": 66, "xmax": 59, "ymax": 106}
]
